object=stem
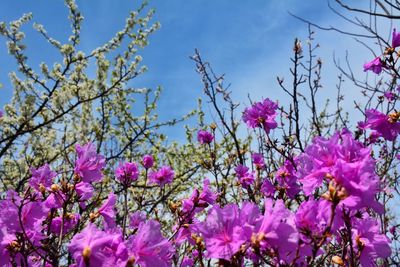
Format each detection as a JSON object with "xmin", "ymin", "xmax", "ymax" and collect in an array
[{"xmin": 122, "ymin": 185, "xmax": 129, "ymax": 239}]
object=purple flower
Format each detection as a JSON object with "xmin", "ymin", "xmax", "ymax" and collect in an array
[
  {"xmin": 129, "ymin": 211, "xmax": 146, "ymax": 229},
  {"xmin": 297, "ymin": 131, "xmax": 384, "ymax": 213},
  {"xmin": 181, "ymin": 178, "xmax": 217, "ymax": 216},
  {"xmin": 275, "ymin": 160, "xmax": 301, "ymax": 199},
  {"xmin": 0, "ymin": 192, "xmax": 46, "ymax": 245},
  {"xmin": 0, "ymin": 110, "xmax": 3, "ymax": 118},
  {"xmin": 29, "ymin": 164, "xmax": 57, "ymax": 192},
  {"xmin": 235, "ymin": 165, "xmax": 255, "ymax": 187},
  {"xmin": 251, "ymin": 153, "xmax": 265, "ymax": 169},
  {"xmin": 126, "ymin": 220, "xmax": 174, "ymax": 267},
  {"xmin": 68, "ymin": 223, "xmax": 126, "ymax": 267},
  {"xmin": 75, "ymin": 182, "xmax": 94, "ymax": 206},
  {"xmin": 360, "ymin": 109, "xmax": 400, "ymax": 141},
  {"xmin": 142, "ymin": 154, "xmax": 154, "ymax": 169},
  {"xmin": 393, "ymin": 28, "xmax": 400, "ymax": 48},
  {"xmin": 44, "ymin": 189, "xmax": 66, "ymax": 209},
  {"xmin": 74, "ymin": 142, "xmax": 105, "ymax": 183},
  {"xmin": 197, "ymin": 130, "xmax": 214, "ymax": 144},
  {"xmin": 199, "ymin": 204, "xmax": 246, "ymax": 261},
  {"xmin": 260, "ymin": 179, "xmax": 275, "ymax": 197},
  {"xmin": 295, "ymin": 199, "xmax": 332, "ymax": 242},
  {"xmin": 115, "ymin": 162, "xmax": 139, "ymax": 184},
  {"xmin": 352, "ymin": 217, "xmax": 391, "ymax": 266},
  {"xmin": 253, "ymin": 199, "xmax": 298, "ymax": 263},
  {"xmin": 51, "ymin": 213, "xmax": 80, "ymax": 235},
  {"xmin": 0, "ymin": 229, "xmax": 22, "ymax": 266},
  {"xmin": 97, "ymin": 193, "xmax": 117, "ymax": 229},
  {"xmin": 363, "ymin": 57, "xmax": 385, "ymax": 74},
  {"xmin": 242, "ymin": 98, "xmax": 278, "ymax": 133},
  {"xmin": 149, "ymin": 166, "xmax": 174, "ymax": 187},
  {"xmin": 384, "ymin": 91, "xmax": 395, "ymax": 102}
]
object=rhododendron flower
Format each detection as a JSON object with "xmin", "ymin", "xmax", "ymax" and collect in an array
[
  {"xmin": 51, "ymin": 213, "xmax": 80, "ymax": 234},
  {"xmin": 74, "ymin": 142, "xmax": 105, "ymax": 182},
  {"xmin": 295, "ymin": 199, "xmax": 332, "ymax": 241},
  {"xmin": 297, "ymin": 131, "xmax": 382, "ymax": 212},
  {"xmin": 393, "ymin": 28, "xmax": 400, "ymax": 48},
  {"xmin": 384, "ymin": 91, "xmax": 395, "ymax": 101},
  {"xmin": 75, "ymin": 181, "xmax": 94, "ymax": 201},
  {"xmin": 251, "ymin": 153, "xmax": 265, "ymax": 169},
  {"xmin": 68, "ymin": 223, "xmax": 126, "ymax": 267},
  {"xmin": 115, "ymin": 162, "xmax": 139, "ymax": 184},
  {"xmin": 0, "ymin": 192, "xmax": 46, "ymax": 244},
  {"xmin": 197, "ymin": 129, "xmax": 214, "ymax": 144},
  {"xmin": 129, "ymin": 211, "xmax": 146, "ymax": 229},
  {"xmin": 253, "ymin": 199, "xmax": 298, "ymax": 263},
  {"xmin": 242, "ymin": 98, "xmax": 278, "ymax": 133},
  {"xmin": 75, "ymin": 182, "xmax": 94, "ymax": 208},
  {"xmin": 142, "ymin": 154, "xmax": 154, "ymax": 169},
  {"xmin": 275, "ymin": 160, "xmax": 300, "ymax": 199},
  {"xmin": 29, "ymin": 164, "xmax": 57, "ymax": 192},
  {"xmin": 126, "ymin": 220, "xmax": 174, "ymax": 267},
  {"xmin": 260, "ymin": 178, "xmax": 275, "ymax": 197},
  {"xmin": 352, "ymin": 217, "xmax": 391, "ymax": 266},
  {"xmin": 44, "ymin": 189, "xmax": 66, "ymax": 209},
  {"xmin": 97, "ymin": 193, "xmax": 117, "ymax": 229},
  {"xmin": 359, "ymin": 109, "xmax": 400, "ymax": 141},
  {"xmin": 149, "ymin": 166, "xmax": 174, "ymax": 187},
  {"xmin": 181, "ymin": 178, "xmax": 217, "ymax": 215},
  {"xmin": 235, "ymin": 165, "xmax": 255, "ymax": 187},
  {"xmin": 199, "ymin": 204, "xmax": 246, "ymax": 261},
  {"xmin": 363, "ymin": 57, "xmax": 385, "ymax": 74}
]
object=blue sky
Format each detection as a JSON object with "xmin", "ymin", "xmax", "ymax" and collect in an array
[{"xmin": 0, "ymin": 0, "xmax": 374, "ymax": 139}]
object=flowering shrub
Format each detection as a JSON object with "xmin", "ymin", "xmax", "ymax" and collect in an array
[{"xmin": 0, "ymin": 1, "xmax": 399, "ymax": 266}]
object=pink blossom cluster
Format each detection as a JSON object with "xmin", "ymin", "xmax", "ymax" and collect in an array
[{"xmin": 0, "ymin": 125, "xmax": 393, "ymax": 266}]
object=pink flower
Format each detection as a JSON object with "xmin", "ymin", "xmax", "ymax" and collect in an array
[
  {"xmin": 242, "ymin": 98, "xmax": 278, "ymax": 133},
  {"xmin": 126, "ymin": 220, "xmax": 174, "ymax": 267},
  {"xmin": 129, "ymin": 211, "xmax": 146, "ymax": 229},
  {"xmin": 142, "ymin": 154, "xmax": 154, "ymax": 169},
  {"xmin": 75, "ymin": 182, "xmax": 94, "ymax": 201},
  {"xmin": 275, "ymin": 160, "xmax": 301, "ymax": 199},
  {"xmin": 197, "ymin": 130, "xmax": 214, "ymax": 144},
  {"xmin": 199, "ymin": 204, "xmax": 246, "ymax": 261},
  {"xmin": 74, "ymin": 142, "xmax": 105, "ymax": 183},
  {"xmin": 97, "ymin": 193, "xmax": 117, "ymax": 229},
  {"xmin": 352, "ymin": 217, "xmax": 391, "ymax": 266},
  {"xmin": 181, "ymin": 178, "xmax": 217, "ymax": 216},
  {"xmin": 298, "ymin": 131, "xmax": 383, "ymax": 212},
  {"xmin": 251, "ymin": 153, "xmax": 265, "ymax": 169},
  {"xmin": 260, "ymin": 179, "xmax": 275, "ymax": 197},
  {"xmin": 253, "ymin": 199, "xmax": 298, "ymax": 264},
  {"xmin": 44, "ymin": 190, "xmax": 66, "ymax": 209},
  {"xmin": 0, "ymin": 229, "xmax": 22, "ymax": 266},
  {"xmin": 384, "ymin": 91, "xmax": 395, "ymax": 102},
  {"xmin": 50, "ymin": 213, "xmax": 80, "ymax": 235},
  {"xmin": 360, "ymin": 109, "xmax": 400, "ymax": 141},
  {"xmin": 295, "ymin": 199, "xmax": 333, "ymax": 242},
  {"xmin": 392, "ymin": 28, "xmax": 400, "ymax": 48},
  {"xmin": 29, "ymin": 164, "xmax": 57, "ymax": 192},
  {"xmin": 0, "ymin": 191, "xmax": 46, "ymax": 245},
  {"xmin": 68, "ymin": 223, "xmax": 126, "ymax": 267},
  {"xmin": 75, "ymin": 182, "xmax": 94, "ymax": 209},
  {"xmin": 363, "ymin": 57, "xmax": 385, "ymax": 74},
  {"xmin": 149, "ymin": 166, "xmax": 175, "ymax": 187},
  {"xmin": 115, "ymin": 162, "xmax": 139, "ymax": 184},
  {"xmin": 235, "ymin": 165, "xmax": 255, "ymax": 187}
]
